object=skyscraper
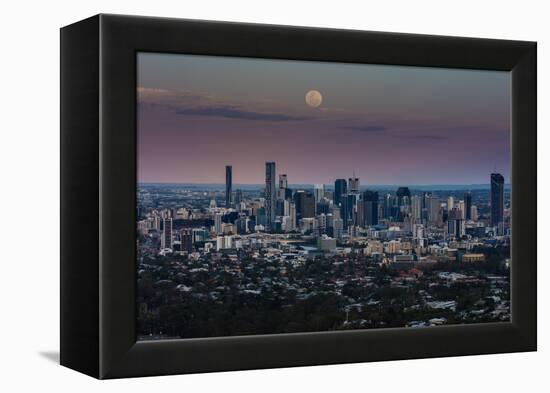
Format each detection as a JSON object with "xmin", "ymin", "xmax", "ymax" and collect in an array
[
  {"xmin": 342, "ymin": 193, "xmax": 359, "ymax": 228},
  {"xmin": 348, "ymin": 176, "xmax": 360, "ymax": 193},
  {"xmin": 428, "ymin": 196, "xmax": 441, "ymax": 224},
  {"xmin": 447, "ymin": 196, "xmax": 455, "ymax": 211},
  {"xmin": 225, "ymin": 165, "xmax": 232, "ymax": 207},
  {"xmin": 464, "ymin": 191, "xmax": 472, "ymax": 220},
  {"xmin": 491, "ymin": 173, "xmax": 504, "ymax": 226},
  {"xmin": 180, "ymin": 228, "xmax": 193, "ymax": 253},
  {"xmin": 294, "ymin": 190, "xmax": 315, "ymax": 220},
  {"xmin": 363, "ymin": 190, "xmax": 379, "ymax": 226},
  {"xmin": 279, "ymin": 174, "xmax": 288, "ymax": 189},
  {"xmin": 214, "ymin": 212, "xmax": 223, "ymax": 235},
  {"xmin": 411, "ymin": 195, "xmax": 422, "ymax": 220},
  {"xmin": 334, "ymin": 179, "xmax": 347, "ymax": 206},
  {"xmin": 314, "ymin": 184, "xmax": 325, "ymax": 203},
  {"xmin": 396, "ymin": 187, "xmax": 411, "ymax": 206},
  {"xmin": 161, "ymin": 217, "xmax": 173, "ymax": 249},
  {"xmin": 265, "ymin": 162, "xmax": 276, "ymax": 231}
]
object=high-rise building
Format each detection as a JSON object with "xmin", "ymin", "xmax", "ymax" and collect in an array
[
  {"xmin": 314, "ymin": 184, "xmax": 325, "ymax": 203},
  {"xmin": 334, "ymin": 179, "xmax": 347, "ymax": 206},
  {"xmin": 214, "ymin": 212, "xmax": 223, "ymax": 235},
  {"xmin": 342, "ymin": 193, "xmax": 359, "ymax": 228},
  {"xmin": 448, "ymin": 207, "xmax": 462, "ymax": 220},
  {"xmin": 278, "ymin": 174, "xmax": 290, "ymax": 200},
  {"xmin": 428, "ymin": 197, "xmax": 441, "ymax": 224},
  {"xmin": 234, "ymin": 189, "xmax": 243, "ymax": 205},
  {"xmin": 333, "ymin": 218, "xmax": 344, "ymax": 239},
  {"xmin": 225, "ymin": 165, "xmax": 232, "ymax": 207},
  {"xmin": 279, "ymin": 174, "xmax": 288, "ymax": 189},
  {"xmin": 363, "ymin": 190, "xmax": 379, "ymax": 226},
  {"xmin": 458, "ymin": 200, "xmax": 466, "ymax": 219},
  {"xmin": 471, "ymin": 205, "xmax": 478, "ymax": 221},
  {"xmin": 464, "ymin": 191, "xmax": 472, "ymax": 220},
  {"xmin": 383, "ymin": 193, "xmax": 394, "ymax": 219},
  {"xmin": 447, "ymin": 196, "xmax": 455, "ymax": 211},
  {"xmin": 348, "ymin": 177, "xmax": 360, "ymax": 193},
  {"xmin": 180, "ymin": 228, "xmax": 193, "ymax": 253},
  {"xmin": 490, "ymin": 173, "xmax": 504, "ymax": 226},
  {"xmin": 316, "ymin": 200, "xmax": 331, "ymax": 215},
  {"xmin": 289, "ymin": 202, "xmax": 296, "ymax": 231},
  {"xmin": 447, "ymin": 219, "xmax": 465, "ymax": 238},
  {"xmin": 265, "ymin": 162, "xmax": 276, "ymax": 231},
  {"xmin": 161, "ymin": 217, "xmax": 173, "ymax": 249},
  {"xmin": 294, "ymin": 190, "xmax": 315, "ymax": 219},
  {"xmin": 396, "ymin": 187, "xmax": 411, "ymax": 206},
  {"xmin": 411, "ymin": 195, "xmax": 422, "ymax": 220}
]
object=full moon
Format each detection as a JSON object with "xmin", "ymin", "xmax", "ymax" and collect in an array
[{"xmin": 305, "ymin": 90, "xmax": 323, "ymax": 108}]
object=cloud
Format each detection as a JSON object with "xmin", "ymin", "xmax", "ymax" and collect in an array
[
  {"xmin": 138, "ymin": 86, "xmax": 315, "ymax": 122},
  {"xmin": 400, "ymin": 134, "xmax": 450, "ymax": 141},
  {"xmin": 344, "ymin": 125, "xmax": 388, "ymax": 133},
  {"xmin": 176, "ymin": 106, "xmax": 311, "ymax": 122}
]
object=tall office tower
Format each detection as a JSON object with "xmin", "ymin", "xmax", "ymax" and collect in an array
[
  {"xmin": 180, "ymin": 228, "xmax": 193, "ymax": 253},
  {"xmin": 447, "ymin": 219, "xmax": 465, "ymax": 238},
  {"xmin": 283, "ymin": 199, "xmax": 291, "ymax": 216},
  {"xmin": 289, "ymin": 202, "xmax": 297, "ymax": 231},
  {"xmin": 314, "ymin": 184, "xmax": 325, "ymax": 203},
  {"xmin": 491, "ymin": 173, "xmax": 505, "ymax": 226},
  {"xmin": 326, "ymin": 213, "xmax": 334, "ymax": 235},
  {"xmin": 161, "ymin": 217, "xmax": 173, "ymax": 249},
  {"xmin": 235, "ymin": 216, "xmax": 249, "ymax": 234},
  {"xmin": 413, "ymin": 223, "xmax": 425, "ymax": 239},
  {"xmin": 333, "ymin": 217, "xmax": 344, "ymax": 239},
  {"xmin": 276, "ymin": 199, "xmax": 285, "ymax": 216},
  {"xmin": 428, "ymin": 197, "xmax": 441, "ymax": 224},
  {"xmin": 464, "ymin": 191, "xmax": 472, "ymax": 220},
  {"xmin": 342, "ymin": 193, "xmax": 359, "ymax": 228},
  {"xmin": 458, "ymin": 200, "xmax": 466, "ymax": 219},
  {"xmin": 234, "ymin": 189, "xmax": 243, "ymax": 205},
  {"xmin": 448, "ymin": 207, "xmax": 463, "ymax": 220},
  {"xmin": 294, "ymin": 190, "xmax": 315, "ymax": 219},
  {"xmin": 279, "ymin": 174, "xmax": 288, "ymax": 189},
  {"xmin": 471, "ymin": 205, "xmax": 478, "ymax": 221},
  {"xmin": 356, "ymin": 201, "xmax": 365, "ymax": 227},
  {"xmin": 396, "ymin": 187, "xmax": 411, "ymax": 206},
  {"xmin": 330, "ymin": 205, "xmax": 341, "ymax": 220},
  {"xmin": 363, "ymin": 190, "xmax": 379, "ymax": 226},
  {"xmin": 348, "ymin": 176, "xmax": 360, "ymax": 193},
  {"xmin": 447, "ymin": 196, "xmax": 455, "ymax": 211},
  {"xmin": 265, "ymin": 162, "xmax": 276, "ymax": 231},
  {"xmin": 316, "ymin": 199, "xmax": 331, "ymax": 215},
  {"xmin": 334, "ymin": 179, "xmax": 347, "ymax": 206},
  {"xmin": 214, "ymin": 212, "xmax": 223, "ymax": 235},
  {"xmin": 278, "ymin": 174, "xmax": 289, "ymax": 200},
  {"xmin": 255, "ymin": 207, "xmax": 266, "ymax": 227},
  {"xmin": 225, "ymin": 165, "xmax": 232, "ymax": 207},
  {"xmin": 153, "ymin": 214, "xmax": 161, "ymax": 231},
  {"xmin": 411, "ymin": 195, "xmax": 422, "ymax": 220},
  {"xmin": 383, "ymin": 193, "xmax": 393, "ymax": 219}
]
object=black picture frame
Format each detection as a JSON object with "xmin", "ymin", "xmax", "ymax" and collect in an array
[{"xmin": 60, "ymin": 14, "xmax": 537, "ymax": 379}]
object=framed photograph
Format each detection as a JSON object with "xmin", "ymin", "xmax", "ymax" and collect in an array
[{"xmin": 60, "ymin": 14, "xmax": 536, "ymax": 379}]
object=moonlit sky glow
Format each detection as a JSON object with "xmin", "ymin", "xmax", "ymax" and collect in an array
[{"xmin": 137, "ymin": 52, "xmax": 511, "ymax": 185}]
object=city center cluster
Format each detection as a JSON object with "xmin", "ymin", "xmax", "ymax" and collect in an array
[{"xmin": 138, "ymin": 163, "xmax": 508, "ymax": 271}]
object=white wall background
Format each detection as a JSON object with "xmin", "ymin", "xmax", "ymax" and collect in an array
[{"xmin": 0, "ymin": 0, "xmax": 546, "ymax": 390}]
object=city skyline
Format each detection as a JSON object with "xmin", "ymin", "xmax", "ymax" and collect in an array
[
  {"xmin": 137, "ymin": 53, "xmax": 511, "ymax": 185},
  {"xmin": 137, "ymin": 161, "xmax": 510, "ymax": 187}
]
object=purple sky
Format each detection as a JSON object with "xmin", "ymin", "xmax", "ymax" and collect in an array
[{"xmin": 137, "ymin": 53, "xmax": 511, "ymax": 185}]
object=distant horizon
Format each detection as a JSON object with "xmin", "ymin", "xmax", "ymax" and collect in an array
[{"xmin": 138, "ymin": 181, "xmax": 511, "ymax": 189}]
